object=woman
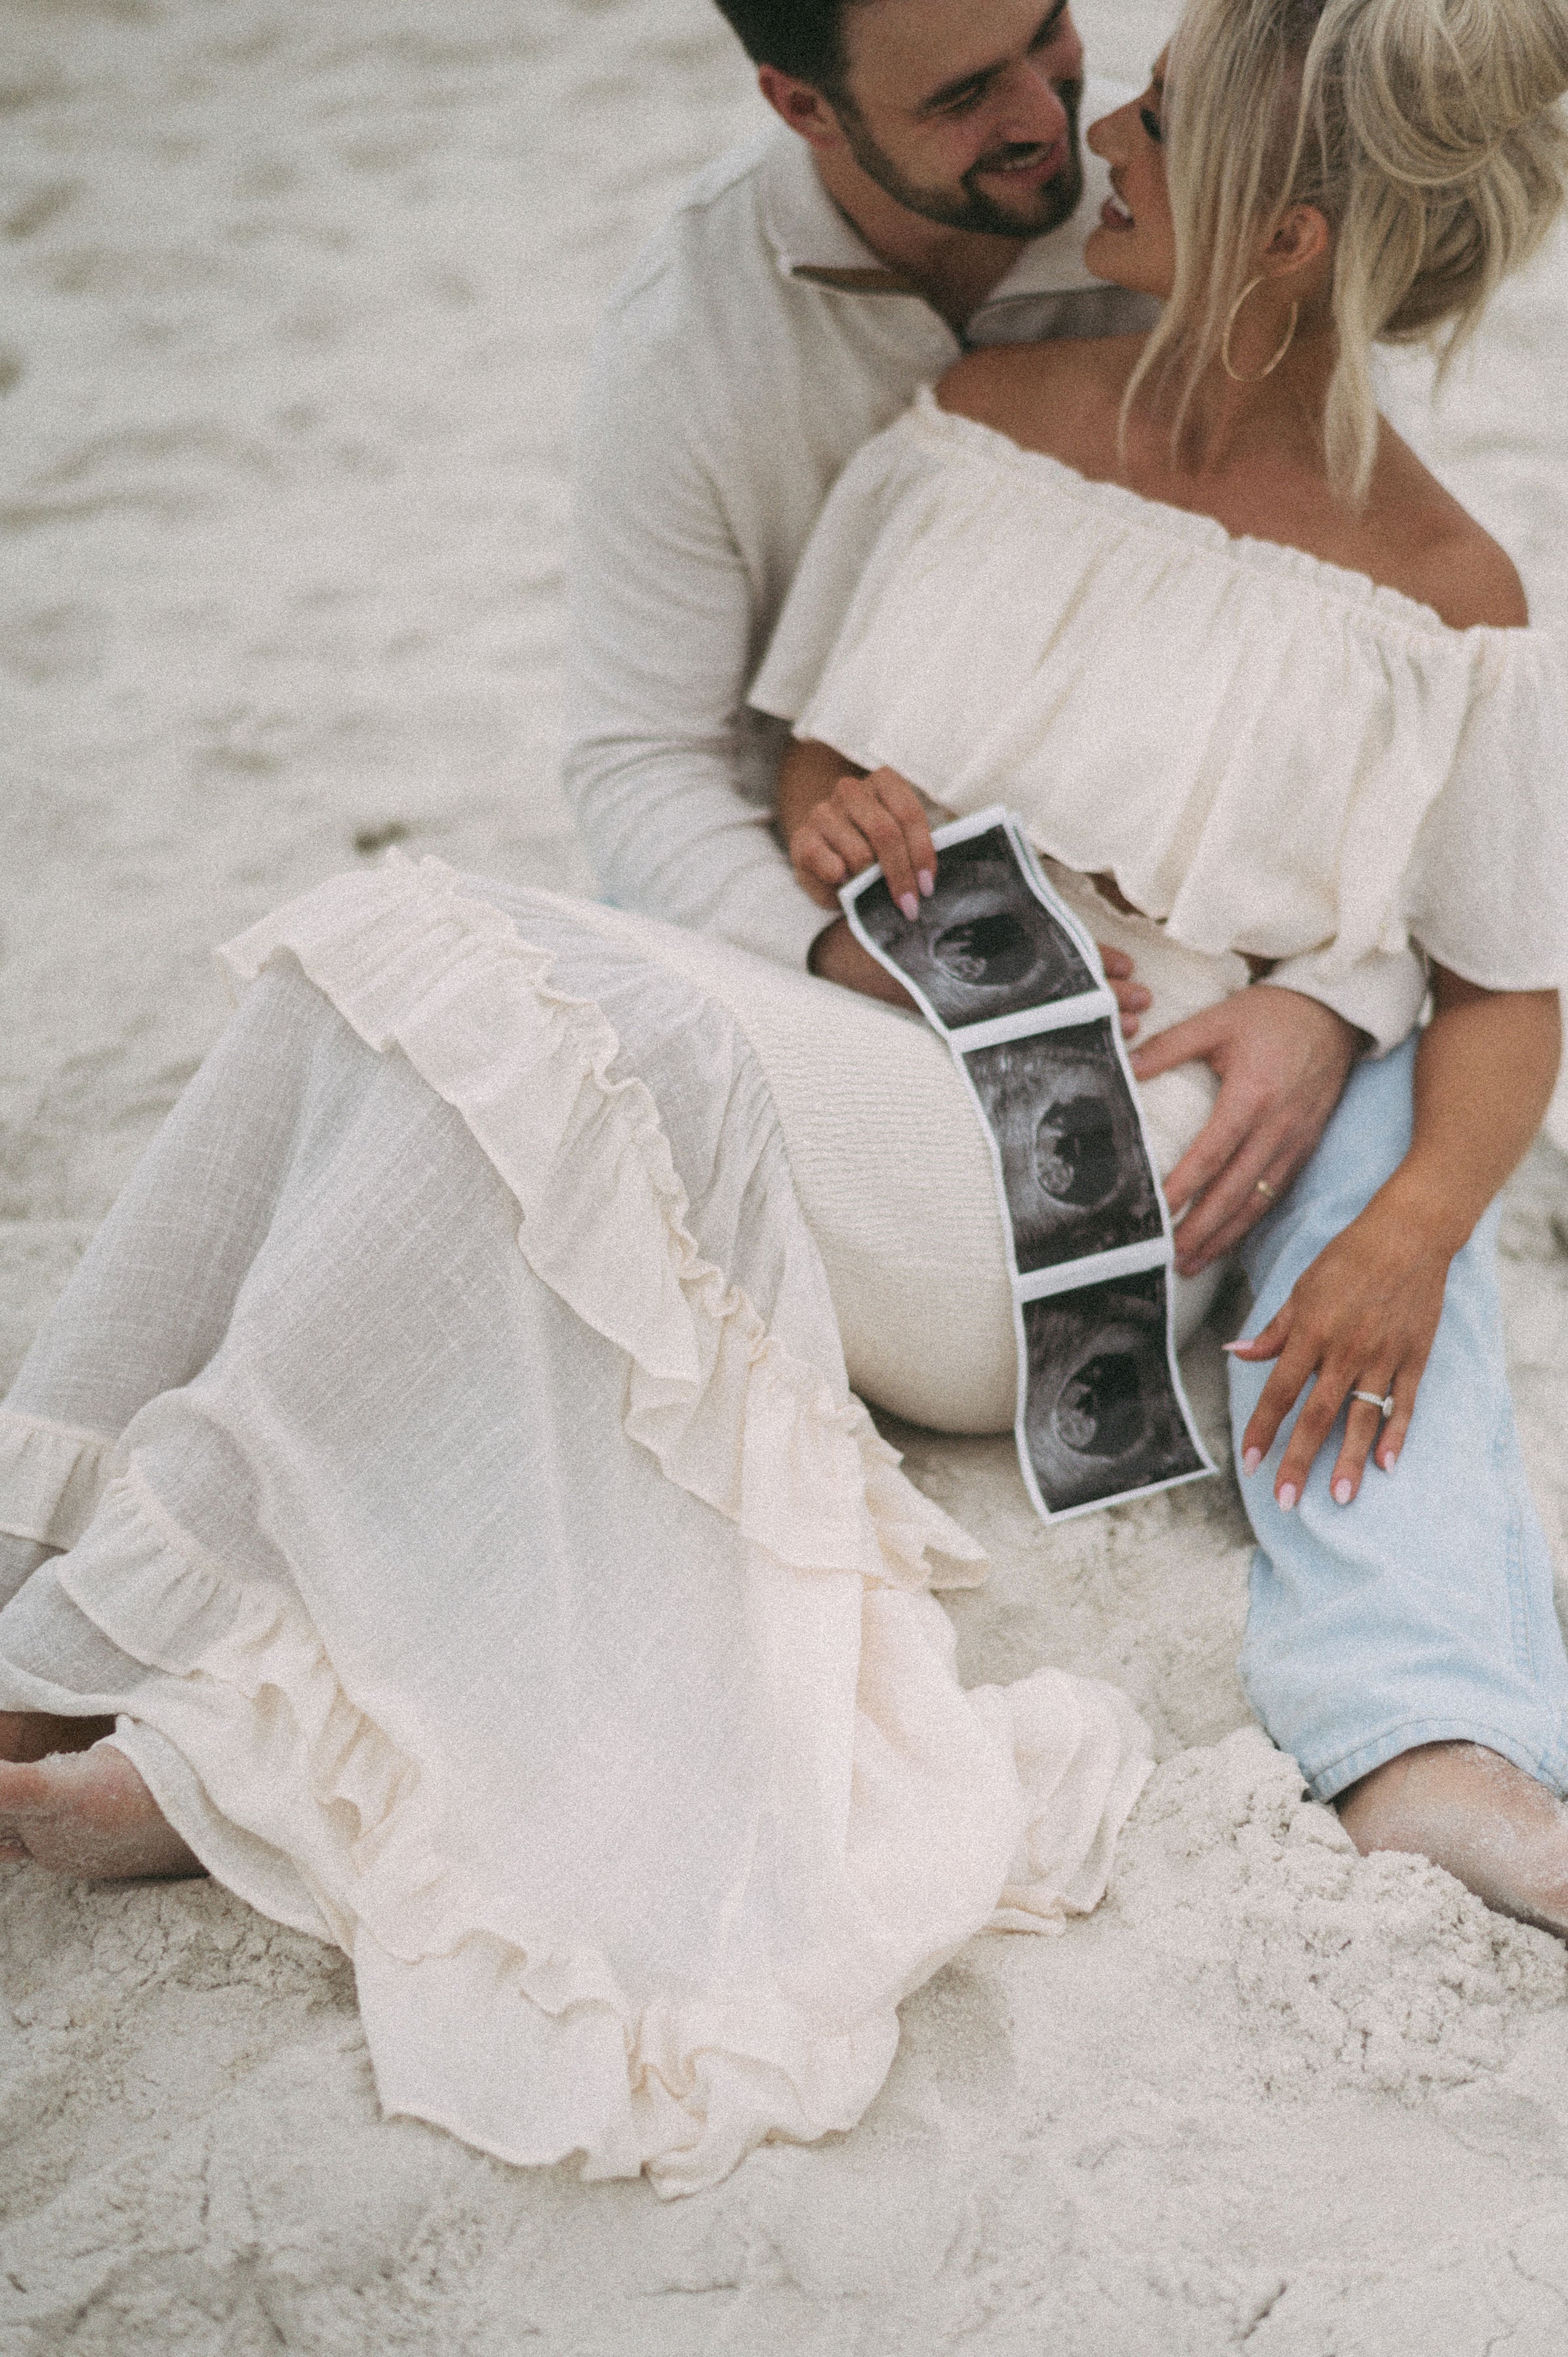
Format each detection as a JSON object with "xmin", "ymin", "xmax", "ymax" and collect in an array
[
  {"xmin": 1, "ymin": 0, "xmax": 1567, "ymax": 2189},
  {"xmin": 756, "ymin": 0, "xmax": 1568, "ymax": 1904}
]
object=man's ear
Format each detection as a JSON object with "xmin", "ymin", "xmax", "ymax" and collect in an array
[
  {"xmin": 757, "ymin": 64, "xmax": 845, "ymax": 150},
  {"xmin": 1266, "ymin": 202, "xmax": 1332, "ymax": 283}
]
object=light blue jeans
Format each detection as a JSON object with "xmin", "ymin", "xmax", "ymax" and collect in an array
[{"xmin": 1231, "ymin": 1036, "xmax": 1568, "ymax": 1802}]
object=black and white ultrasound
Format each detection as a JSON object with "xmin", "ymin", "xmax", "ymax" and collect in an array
[
  {"xmin": 848, "ymin": 820, "xmax": 1097, "ymax": 1030},
  {"xmin": 1020, "ymin": 1270, "xmax": 1209, "ymax": 1516},
  {"xmin": 963, "ymin": 1020, "xmax": 1165, "ymax": 1273},
  {"xmin": 841, "ymin": 806, "xmax": 1213, "ymax": 1521}
]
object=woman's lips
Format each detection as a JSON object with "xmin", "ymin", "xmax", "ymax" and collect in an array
[{"xmin": 1099, "ymin": 193, "xmax": 1135, "ymax": 230}]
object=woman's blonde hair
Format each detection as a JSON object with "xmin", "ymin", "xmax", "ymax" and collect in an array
[{"xmin": 1127, "ymin": 0, "xmax": 1568, "ymax": 502}]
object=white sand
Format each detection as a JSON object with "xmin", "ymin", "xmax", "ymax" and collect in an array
[{"xmin": 5, "ymin": 2, "xmax": 1568, "ymax": 2348}]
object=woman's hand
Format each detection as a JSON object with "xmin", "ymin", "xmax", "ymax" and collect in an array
[
  {"xmin": 789, "ymin": 764, "xmax": 937, "ymax": 918},
  {"xmin": 1225, "ymin": 1191, "xmax": 1451, "ymax": 1508},
  {"xmin": 1227, "ymin": 973, "xmax": 1559, "ymax": 1509},
  {"xmin": 785, "ymin": 752, "xmax": 1151, "ymax": 1036}
]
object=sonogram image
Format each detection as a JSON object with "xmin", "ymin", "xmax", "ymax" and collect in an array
[
  {"xmin": 1021, "ymin": 1270, "xmax": 1207, "ymax": 1513},
  {"xmin": 963, "ymin": 1020, "xmax": 1163, "ymax": 1272},
  {"xmin": 850, "ymin": 823, "xmax": 1097, "ymax": 1028}
]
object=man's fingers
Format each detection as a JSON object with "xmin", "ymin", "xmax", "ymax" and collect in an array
[
  {"xmin": 1162, "ymin": 1090, "xmax": 1260, "ymax": 1221},
  {"xmin": 1129, "ymin": 1006, "xmax": 1222, "ymax": 1083},
  {"xmin": 1182, "ymin": 1179, "xmax": 1299, "ymax": 1270},
  {"xmin": 1173, "ymin": 1131, "xmax": 1306, "ymax": 1271}
]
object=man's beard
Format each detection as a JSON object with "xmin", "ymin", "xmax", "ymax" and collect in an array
[{"xmin": 835, "ymin": 79, "xmax": 1084, "ymax": 238}]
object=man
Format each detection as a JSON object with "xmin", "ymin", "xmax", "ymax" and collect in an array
[{"xmin": 564, "ymin": 0, "xmax": 1425, "ymax": 1270}]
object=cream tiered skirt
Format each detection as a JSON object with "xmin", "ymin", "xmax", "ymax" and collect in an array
[
  {"xmin": 0, "ymin": 859, "xmax": 1154, "ymax": 2195},
  {"xmin": 567, "ymin": 863, "xmax": 1245, "ymax": 1429}
]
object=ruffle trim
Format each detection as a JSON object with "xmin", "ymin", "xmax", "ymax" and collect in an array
[
  {"xmin": 217, "ymin": 855, "xmax": 984, "ymax": 1593},
  {"xmin": 54, "ymin": 1461, "xmax": 989, "ymax": 2193},
  {"xmin": 907, "ymin": 390, "xmax": 1540, "ymax": 649},
  {"xmin": 0, "ymin": 1408, "xmax": 117, "ymax": 1549}
]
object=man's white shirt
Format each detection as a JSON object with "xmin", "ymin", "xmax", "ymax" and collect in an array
[{"xmin": 563, "ymin": 89, "xmax": 1425, "ymax": 1049}]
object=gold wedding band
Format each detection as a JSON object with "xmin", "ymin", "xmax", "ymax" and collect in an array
[
  {"xmin": 1254, "ymin": 1179, "xmax": 1276, "ymax": 1201},
  {"xmin": 1351, "ymin": 1389, "xmax": 1395, "ymax": 1418}
]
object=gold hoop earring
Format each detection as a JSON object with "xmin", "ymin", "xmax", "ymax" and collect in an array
[{"xmin": 1220, "ymin": 276, "xmax": 1300, "ymax": 382}]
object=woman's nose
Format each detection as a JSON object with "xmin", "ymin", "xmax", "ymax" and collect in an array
[{"xmin": 1084, "ymin": 104, "xmax": 1127, "ymax": 162}]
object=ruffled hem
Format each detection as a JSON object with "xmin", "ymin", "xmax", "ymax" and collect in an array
[
  {"xmin": 0, "ymin": 858, "xmax": 1151, "ymax": 2195},
  {"xmin": 45, "ymin": 1464, "xmax": 899, "ymax": 2190},
  {"xmin": 50, "ymin": 1453, "xmax": 1146, "ymax": 2195},
  {"xmin": 0, "ymin": 1408, "xmax": 117, "ymax": 1548},
  {"xmin": 217, "ymin": 854, "xmax": 985, "ymax": 1594}
]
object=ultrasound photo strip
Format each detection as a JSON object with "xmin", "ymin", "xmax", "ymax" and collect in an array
[{"xmin": 841, "ymin": 805, "xmax": 1215, "ymax": 1523}]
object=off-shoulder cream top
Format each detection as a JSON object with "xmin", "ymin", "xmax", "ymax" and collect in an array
[{"xmin": 750, "ymin": 388, "xmax": 1568, "ymax": 996}]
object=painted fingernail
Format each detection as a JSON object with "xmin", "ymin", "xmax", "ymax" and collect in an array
[
  {"xmin": 917, "ymin": 869, "xmax": 934, "ymax": 898},
  {"xmin": 1332, "ymin": 1477, "xmax": 1353, "ymax": 1506},
  {"xmin": 899, "ymin": 892, "xmax": 919, "ymax": 921},
  {"xmin": 1242, "ymin": 1446, "xmax": 1262, "ymax": 1474},
  {"xmin": 1222, "ymin": 1341, "xmax": 1246, "ymax": 1355},
  {"xmin": 1379, "ymin": 1445, "xmax": 1398, "ymax": 1471},
  {"xmin": 1277, "ymin": 1482, "xmax": 1298, "ymax": 1512}
]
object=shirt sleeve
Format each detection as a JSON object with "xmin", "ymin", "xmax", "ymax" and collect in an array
[
  {"xmin": 748, "ymin": 420, "xmax": 929, "ymax": 733},
  {"xmin": 1400, "ymin": 633, "xmax": 1568, "ymax": 993},
  {"xmin": 562, "ymin": 305, "xmax": 830, "ymax": 972}
]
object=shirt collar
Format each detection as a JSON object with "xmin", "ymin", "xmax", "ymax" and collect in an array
[{"xmin": 757, "ymin": 75, "xmax": 1131, "ymax": 311}]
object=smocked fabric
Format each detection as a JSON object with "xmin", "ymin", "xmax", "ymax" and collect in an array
[{"xmin": 751, "ymin": 388, "xmax": 1568, "ymax": 995}]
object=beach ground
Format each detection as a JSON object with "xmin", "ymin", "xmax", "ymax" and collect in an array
[{"xmin": 6, "ymin": 3, "xmax": 1568, "ymax": 2350}]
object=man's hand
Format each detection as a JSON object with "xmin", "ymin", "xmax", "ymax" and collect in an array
[{"xmin": 1131, "ymin": 988, "xmax": 1361, "ymax": 1275}]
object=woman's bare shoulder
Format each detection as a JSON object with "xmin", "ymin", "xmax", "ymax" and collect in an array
[
  {"xmin": 934, "ymin": 337, "xmax": 1142, "ymax": 464},
  {"xmin": 1374, "ymin": 427, "xmax": 1529, "ymax": 631}
]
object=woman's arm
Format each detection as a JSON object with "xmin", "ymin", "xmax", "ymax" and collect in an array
[{"xmin": 1231, "ymin": 970, "xmax": 1561, "ymax": 1507}]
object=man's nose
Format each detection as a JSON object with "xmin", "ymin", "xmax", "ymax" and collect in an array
[{"xmin": 994, "ymin": 54, "xmax": 1076, "ymax": 147}]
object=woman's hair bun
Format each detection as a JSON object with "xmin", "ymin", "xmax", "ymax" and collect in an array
[
  {"xmin": 1332, "ymin": 0, "xmax": 1568, "ymax": 188},
  {"xmin": 1131, "ymin": 0, "xmax": 1568, "ymax": 503}
]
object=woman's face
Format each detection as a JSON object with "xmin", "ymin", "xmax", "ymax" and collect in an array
[{"xmin": 1082, "ymin": 51, "xmax": 1178, "ymax": 297}]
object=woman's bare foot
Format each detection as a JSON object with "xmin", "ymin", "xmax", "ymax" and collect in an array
[
  {"xmin": 0, "ymin": 1742, "xmax": 202, "ymax": 1878},
  {"xmin": 1339, "ymin": 1742, "xmax": 1568, "ymax": 1938},
  {"xmin": 0, "ymin": 1710, "xmax": 116, "ymax": 1763}
]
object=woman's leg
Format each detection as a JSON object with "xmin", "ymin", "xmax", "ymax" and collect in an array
[
  {"xmin": 0, "ymin": 966, "xmax": 345, "ymax": 1770},
  {"xmin": 1230, "ymin": 1039, "xmax": 1568, "ymax": 1928},
  {"xmin": 0, "ymin": 1744, "xmax": 198, "ymax": 1875}
]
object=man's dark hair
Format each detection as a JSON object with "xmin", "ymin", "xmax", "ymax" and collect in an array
[{"xmin": 710, "ymin": 0, "xmax": 862, "ymax": 96}]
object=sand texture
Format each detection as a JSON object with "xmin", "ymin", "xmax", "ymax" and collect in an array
[{"xmin": 6, "ymin": 1, "xmax": 1568, "ymax": 2348}]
